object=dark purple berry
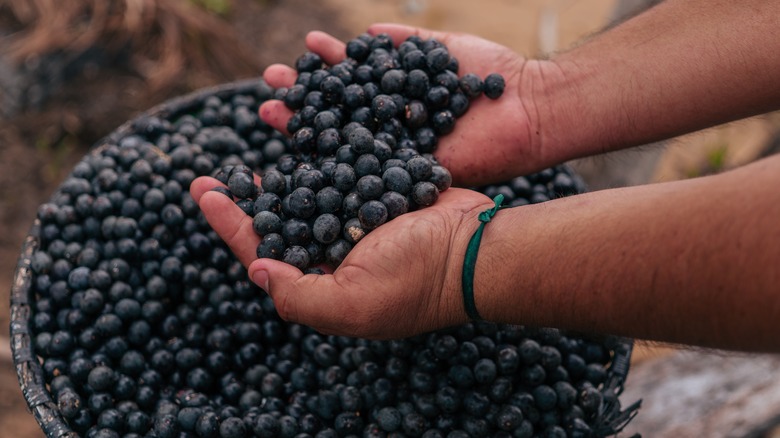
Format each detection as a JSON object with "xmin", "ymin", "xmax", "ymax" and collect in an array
[
  {"xmin": 405, "ymin": 69, "xmax": 430, "ymax": 99},
  {"xmin": 219, "ymin": 416, "xmax": 247, "ymax": 438},
  {"xmin": 281, "ymin": 218, "xmax": 312, "ymax": 246},
  {"xmin": 432, "ymin": 110, "xmax": 456, "ymax": 135},
  {"xmin": 381, "ymin": 69, "xmax": 407, "ymax": 94},
  {"xmin": 382, "ymin": 167, "xmax": 413, "ymax": 195},
  {"xmin": 356, "ymin": 175, "xmax": 385, "ymax": 200},
  {"xmin": 325, "ymin": 239, "xmax": 352, "ymax": 267},
  {"xmin": 375, "ymin": 406, "xmax": 402, "ymax": 432},
  {"xmin": 287, "ymin": 187, "xmax": 317, "ymax": 219},
  {"xmin": 484, "ymin": 73, "xmax": 506, "ymax": 99},
  {"xmin": 459, "ymin": 73, "xmax": 484, "ymax": 99},
  {"xmin": 341, "ymin": 192, "xmax": 364, "ymax": 219},
  {"xmin": 313, "ymin": 214, "xmax": 341, "ymax": 244},
  {"xmin": 449, "ymin": 91, "xmax": 470, "ymax": 117},
  {"xmin": 315, "ymin": 186, "xmax": 343, "ymax": 214},
  {"xmin": 253, "ymin": 211, "xmax": 283, "ymax": 235},
  {"xmin": 58, "ymin": 390, "xmax": 82, "ymax": 418},
  {"xmin": 371, "ymin": 94, "xmax": 398, "ymax": 122},
  {"xmin": 412, "ymin": 181, "xmax": 439, "ymax": 207},
  {"xmin": 257, "ymin": 233, "xmax": 286, "ymax": 260},
  {"xmin": 343, "ymin": 83, "xmax": 366, "ymax": 109},
  {"xmin": 342, "ymin": 218, "xmax": 366, "ymax": 245},
  {"xmin": 533, "ymin": 385, "xmax": 558, "ymax": 411},
  {"xmin": 425, "ymin": 85, "xmax": 450, "ymax": 109},
  {"xmin": 426, "ymin": 47, "xmax": 450, "ymax": 73},
  {"xmin": 354, "ymin": 153, "xmax": 381, "ymax": 177},
  {"xmin": 359, "ymin": 200, "xmax": 388, "ymax": 230},
  {"xmin": 429, "ymin": 165, "xmax": 453, "ymax": 192},
  {"xmin": 402, "ymin": 48, "xmax": 426, "ymax": 70},
  {"xmin": 317, "ymin": 128, "xmax": 342, "ymax": 156},
  {"xmin": 346, "ymin": 38, "xmax": 370, "ymax": 61},
  {"xmin": 283, "ymin": 84, "xmax": 307, "ymax": 110},
  {"xmin": 292, "ymin": 126, "xmax": 317, "ymax": 154},
  {"xmin": 282, "ymin": 246, "xmax": 310, "ymax": 271},
  {"xmin": 347, "ymin": 126, "xmax": 375, "ymax": 155},
  {"xmin": 295, "ymin": 51, "xmax": 323, "ymax": 73},
  {"xmin": 415, "ymin": 127, "xmax": 438, "ymax": 153},
  {"xmin": 315, "ymin": 111, "xmax": 342, "ymax": 137},
  {"xmin": 380, "ymin": 191, "xmax": 409, "ymax": 220},
  {"xmin": 405, "ymin": 155, "xmax": 433, "ymax": 181},
  {"xmin": 253, "ymin": 192, "xmax": 282, "ymax": 215},
  {"xmin": 332, "ymin": 163, "xmax": 357, "ymax": 192},
  {"xmin": 404, "ymin": 100, "xmax": 428, "ymax": 129},
  {"xmin": 321, "ymin": 75, "xmax": 346, "ymax": 104}
]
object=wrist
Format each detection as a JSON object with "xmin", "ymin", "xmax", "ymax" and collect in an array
[
  {"xmin": 469, "ymin": 202, "xmax": 553, "ymax": 327},
  {"xmin": 468, "ymin": 205, "xmax": 515, "ymax": 324},
  {"xmin": 519, "ymin": 58, "xmax": 620, "ymax": 167},
  {"xmin": 440, "ymin": 196, "xmax": 503, "ymax": 326},
  {"xmin": 456, "ymin": 198, "xmax": 544, "ymax": 326}
]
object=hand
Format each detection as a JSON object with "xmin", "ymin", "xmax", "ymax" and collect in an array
[
  {"xmin": 190, "ymin": 176, "xmax": 494, "ymax": 339},
  {"xmin": 259, "ymin": 23, "xmax": 552, "ymax": 187}
]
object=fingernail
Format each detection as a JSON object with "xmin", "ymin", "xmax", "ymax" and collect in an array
[{"xmin": 252, "ymin": 270, "xmax": 270, "ymax": 292}]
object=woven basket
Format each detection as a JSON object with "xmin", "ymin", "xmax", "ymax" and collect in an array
[{"xmin": 10, "ymin": 78, "xmax": 638, "ymax": 437}]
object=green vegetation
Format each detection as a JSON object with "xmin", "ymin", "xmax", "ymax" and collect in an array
[{"xmin": 188, "ymin": 0, "xmax": 231, "ymax": 16}]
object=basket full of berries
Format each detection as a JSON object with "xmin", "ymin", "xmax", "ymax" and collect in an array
[{"xmin": 11, "ymin": 31, "xmax": 640, "ymax": 438}]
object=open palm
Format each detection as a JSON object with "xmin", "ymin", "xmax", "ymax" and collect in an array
[
  {"xmin": 191, "ymin": 176, "xmax": 493, "ymax": 339},
  {"xmin": 260, "ymin": 23, "xmax": 544, "ymax": 187}
]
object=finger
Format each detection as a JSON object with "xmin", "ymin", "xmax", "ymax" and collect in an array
[
  {"xmin": 197, "ymin": 190, "xmax": 260, "ymax": 267},
  {"xmin": 249, "ymin": 258, "xmax": 356, "ymax": 333},
  {"xmin": 190, "ymin": 175, "xmax": 262, "ymax": 200},
  {"xmin": 263, "ymin": 64, "xmax": 298, "ymax": 88},
  {"xmin": 367, "ymin": 23, "xmax": 453, "ymax": 45},
  {"xmin": 258, "ymin": 100, "xmax": 293, "ymax": 135},
  {"xmin": 190, "ymin": 176, "xmax": 224, "ymax": 203},
  {"xmin": 305, "ymin": 30, "xmax": 346, "ymax": 65}
]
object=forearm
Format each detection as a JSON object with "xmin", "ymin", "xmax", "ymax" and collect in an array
[
  {"xmin": 473, "ymin": 154, "xmax": 780, "ymax": 352},
  {"xmin": 528, "ymin": 0, "xmax": 780, "ymax": 164}
]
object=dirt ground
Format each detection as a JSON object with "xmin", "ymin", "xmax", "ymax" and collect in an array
[{"xmin": 2, "ymin": 1, "xmax": 779, "ymax": 436}]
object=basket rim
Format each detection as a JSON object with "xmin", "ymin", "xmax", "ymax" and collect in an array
[{"xmin": 9, "ymin": 78, "xmax": 634, "ymax": 438}]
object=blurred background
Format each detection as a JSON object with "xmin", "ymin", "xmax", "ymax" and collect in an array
[{"xmin": 2, "ymin": 0, "xmax": 780, "ymax": 436}]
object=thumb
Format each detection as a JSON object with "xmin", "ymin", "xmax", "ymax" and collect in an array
[{"xmin": 248, "ymin": 258, "xmax": 353, "ymax": 333}]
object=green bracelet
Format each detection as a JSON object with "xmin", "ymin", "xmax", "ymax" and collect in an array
[{"xmin": 462, "ymin": 194, "xmax": 504, "ymax": 321}]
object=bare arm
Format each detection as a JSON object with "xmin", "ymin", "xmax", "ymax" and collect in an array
[
  {"xmin": 537, "ymin": 0, "xmax": 780, "ymax": 164},
  {"xmin": 474, "ymin": 154, "xmax": 780, "ymax": 352}
]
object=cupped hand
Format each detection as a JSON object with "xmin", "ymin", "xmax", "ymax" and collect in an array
[
  {"xmin": 191, "ymin": 175, "xmax": 495, "ymax": 339},
  {"xmin": 259, "ymin": 24, "xmax": 548, "ymax": 187}
]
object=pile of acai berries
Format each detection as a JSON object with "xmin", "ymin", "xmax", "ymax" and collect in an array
[
  {"xmin": 24, "ymin": 32, "xmax": 637, "ymax": 438},
  {"xmin": 212, "ymin": 32, "xmax": 507, "ymax": 272}
]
